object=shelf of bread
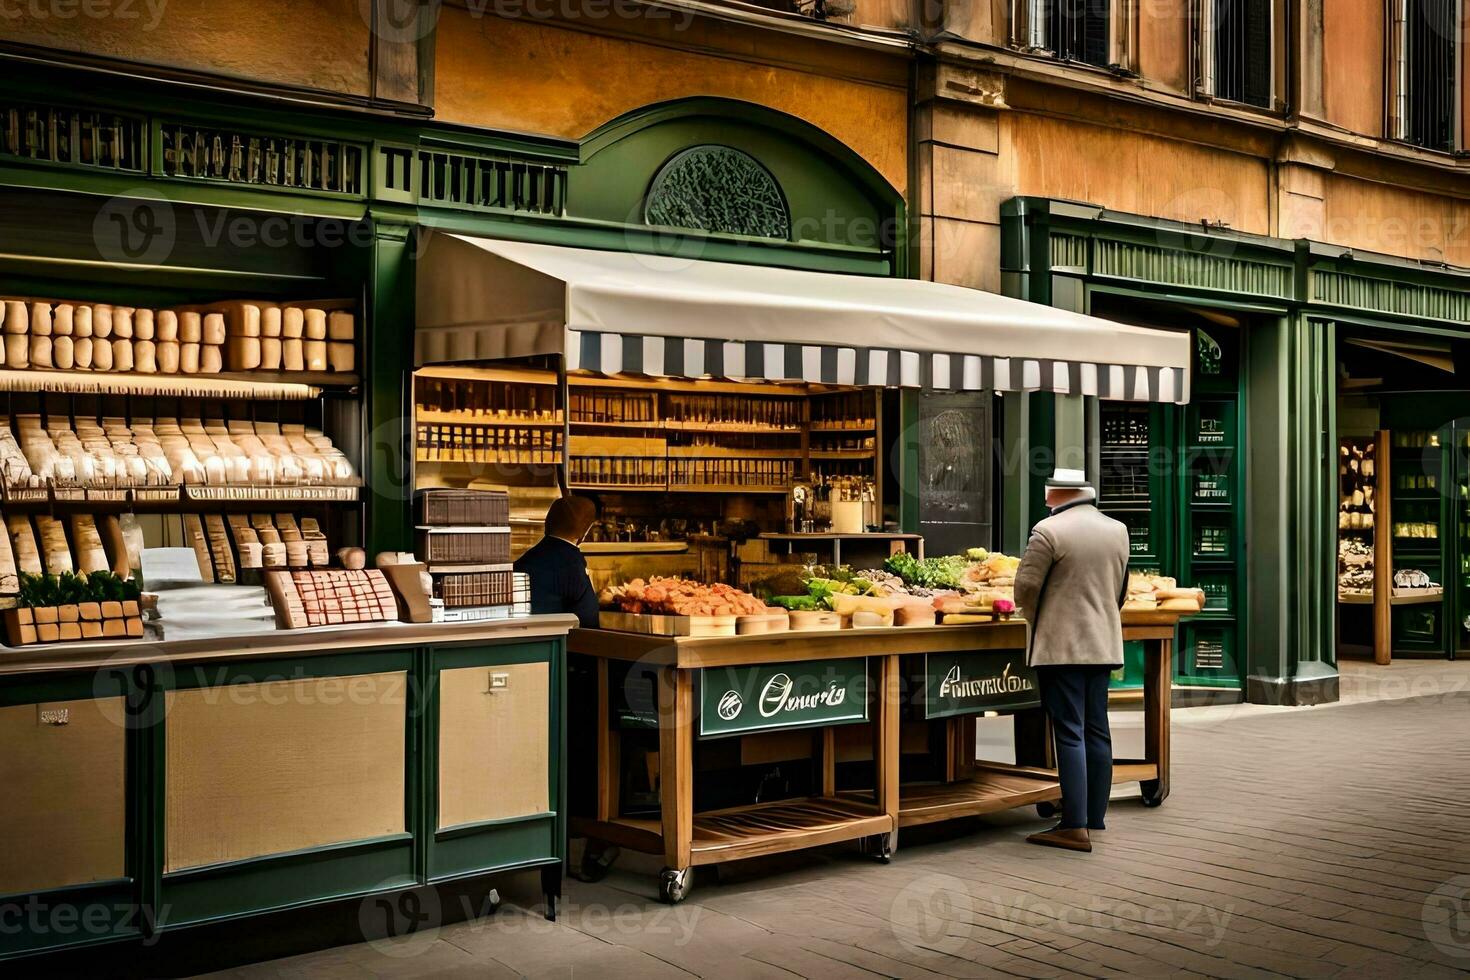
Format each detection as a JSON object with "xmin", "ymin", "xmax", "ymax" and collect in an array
[
  {"xmin": 0, "ymin": 297, "xmax": 356, "ymax": 394},
  {"xmin": 0, "ymin": 413, "xmax": 359, "ymax": 504}
]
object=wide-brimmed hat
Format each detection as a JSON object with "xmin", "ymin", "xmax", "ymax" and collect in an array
[{"xmin": 1045, "ymin": 468, "xmax": 1092, "ymax": 489}]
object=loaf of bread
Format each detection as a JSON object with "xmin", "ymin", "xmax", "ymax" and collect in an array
[
  {"xmin": 327, "ymin": 311, "xmax": 354, "ymax": 341},
  {"xmin": 113, "ymin": 339, "xmax": 135, "ymax": 372},
  {"xmin": 29, "ymin": 335, "xmax": 52, "ymax": 368},
  {"xmin": 0, "ymin": 520, "xmax": 16, "ymax": 594},
  {"xmin": 133, "ymin": 308, "xmax": 155, "ymax": 341},
  {"xmin": 113, "ymin": 307, "xmax": 133, "ymax": 339},
  {"xmin": 156, "ymin": 310, "xmax": 178, "ymax": 342},
  {"xmin": 205, "ymin": 514, "xmax": 236, "ymax": 583},
  {"xmin": 182, "ymin": 513, "xmax": 213, "ymax": 582},
  {"xmin": 30, "ymin": 303, "xmax": 52, "ymax": 336},
  {"xmin": 92, "ymin": 305, "xmax": 113, "ymax": 339},
  {"xmin": 74, "ymin": 304, "xmax": 93, "ymax": 338},
  {"xmin": 98, "ymin": 514, "xmax": 131, "ymax": 577},
  {"xmin": 55, "ymin": 304, "xmax": 75, "ymax": 336},
  {"xmin": 2, "ymin": 301, "xmax": 25, "ymax": 335},
  {"xmin": 6, "ymin": 516, "xmax": 41, "ymax": 576},
  {"xmin": 5, "ymin": 334, "xmax": 27, "ymax": 369},
  {"xmin": 179, "ymin": 312, "xmax": 202, "ymax": 344},
  {"xmin": 92, "ymin": 337, "xmax": 113, "ymax": 371},
  {"xmin": 52, "ymin": 335, "xmax": 74, "ymax": 370},
  {"xmin": 70, "ymin": 515, "xmax": 109, "ymax": 574},
  {"xmin": 35, "ymin": 516, "xmax": 73, "ymax": 575}
]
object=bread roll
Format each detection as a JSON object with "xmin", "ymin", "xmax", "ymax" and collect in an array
[
  {"xmin": 282, "ymin": 338, "xmax": 304, "ymax": 371},
  {"xmin": 327, "ymin": 311, "xmax": 354, "ymax": 341},
  {"xmin": 327, "ymin": 342, "xmax": 355, "ymax": 373},
  {"xmin": 92, "ymin": 305, "xmax": 113, "ymax": 339},
  {"xmin": 200, "ymin": 345, "xmax": 222, "ymax": 374},
  {"xmin": 55, "ymin": 304, "xmax": 76, "ymax": 336},
  {"xmin": 260, "ymin": 337, "xmax": 282, "ymax": 370},
  {"xmin": 180, "ymin": 343, "xmax": 200, "ymax": 374},
  {"xmin": 73, "ymin": 337, "xmax": 93, "ymax": 370},
  {"xmin": 113, "ymin": 339, "xmax": 135, "ymax": 372},
  {"xmin": 303, "ymin": 340, "xmax": 327, "ymax": 372},
  {"xmin": 133, "ymin": 308, "xmax": 155, "ymax": 340},
  {"xmin": 29, "ymin": 335, "xmax": 52, "ymax": 368},
  {"xmin": 179, "ymin": 312, "xmax": 202, "ymax": 343},
  {"xmin": 5, "ymin": 334, "xmax": 28, "ymax": 369},
  {"xmin": 150, "ymin": 340, "xmax": 173, "ymax": 374},
  {"xmin": 30, "ymin": 303, "xmax": 52, "ymax": 336},
  {"xmin": 282, "ymin": 308, "xmax": 304, "ymax": 339},
  {"xmin": 35, "ymin": 516, "xmax": 72, "ymax": 575},
  {"xmin": 156, "ymin": 310, "xmax": 178, "ymax": 341},
  {"xmin": 52, "ymin": 336, "xmax": 73, "ymax": 370},
  {"xmin": 112, "ymin": 307, "xmax": 133, "ymax": 339},
  {"xmin": 202, "ymin": 313, "xmax": 226, "ymax": 346},
  {"xmin": 92, "ymin": 337, "xmax": 113, "ymax": 371},
  {"xmin": 2, "ymin": 301, "xmax": 25, "ymax": 335}
]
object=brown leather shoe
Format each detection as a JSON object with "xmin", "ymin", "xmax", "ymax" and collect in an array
[{"xmin": 1026, "ymin": 826, "xmax": 1092, "ymax": 852}]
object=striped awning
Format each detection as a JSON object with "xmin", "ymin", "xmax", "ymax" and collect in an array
[{"xmin": 416, "ymin": 234, "xmax": 1191, "ymax": 404}]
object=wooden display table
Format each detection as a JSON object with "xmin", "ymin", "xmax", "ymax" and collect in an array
[{"xmin": 568, "ymin": 613, "xmax": 1178, "ymax": 902}]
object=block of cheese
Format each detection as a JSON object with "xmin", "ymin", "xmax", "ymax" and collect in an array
[
  {"xmin": 327, "ymin": 311, "xmax": 354, "ymax": 341},
  {"xmin": 35, "ymin": 516, "xmax": 73, "ymax": 575},
  {"xmin": 202, "ymin": 313, "xmax": 226, "ymax": 346},
  {"xmin": 5, "ymin": 334, "xmax": 28, "ymax": 369},
  {"xmin": 179, "ymin": 312, "xmax": 202, "ymax": 344},
  {"xmin": 281, "ymin": 308, "xmax": 304, "ymax": 339},
  {"xmin": 6, "ymin": 516, "xmax": 40, "ymax": 576},
  {"xmin": 70, "ymin": 515, "xmax": 109, "ymax": 574},
  {"xmin": 29, "ymin": 336, "xmax": 52, "ymax": 369}
]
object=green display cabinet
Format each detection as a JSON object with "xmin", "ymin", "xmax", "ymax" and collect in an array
[{"xmin": 1387, "ymin": 429, "xmax": 1450, "ymax": 656}]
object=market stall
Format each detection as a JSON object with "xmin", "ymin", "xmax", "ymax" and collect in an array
[{"xmin": 412, "ymin": 231, "xmax": 1195, "ymax": 902}]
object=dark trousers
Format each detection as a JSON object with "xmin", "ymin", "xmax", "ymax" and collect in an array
[{"xmin": 1036, "ymin": 665, "xmax": 1115, "ymax": 831}]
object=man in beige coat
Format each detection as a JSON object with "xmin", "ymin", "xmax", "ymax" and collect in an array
[{"xmin": 1013, "ymin": 468, "xmax": 1130, "ymax": 853}]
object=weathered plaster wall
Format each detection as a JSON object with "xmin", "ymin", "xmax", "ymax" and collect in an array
[
  {"xmin": 2, "ymin": 0, "xmax": 374, "ymax": 96},
  {"xmin": 1321, "ymin": 0, "xmax": 1383, "ymax": 137},
  {"xmin": 433, "ymin": 13, "xmax": 909, "ymax": 191}
]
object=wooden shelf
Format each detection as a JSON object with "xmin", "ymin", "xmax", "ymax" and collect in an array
[
  {"xmin": 891, "ymin": 765, "xmax": 1061, "ymax": 828},
  {"xmin": 416, "ymin": 411, "xmax": 563, "ymax": 427},
  {"xmin": 669, "ymin": 485, "xmax": 789, "ymax": 494},
  {"xmin": 809, "ymin": 451, "xmax": 874, "ymax": 461},
  {"xmin": 418, "ymin": 454, "xmax": 563, "ymax": 466},
  {"xmin": 809, "ymin": 423, "xmax": 875, "ymax": 433},
  {"xmin": 686, "ymin": 796, "xmax": 889, "ymax": 865},
  {"xmin": 570, "ymin": 483, "xmax": 667, "ymax": 492},
  {"xmin": 662, "ymin": 422, "xmax": 802, "ymax": 434},
  {"xmin": 666, "ymin": 447, "xmax": 802, "ymax": 459},
  {"xmin": 0, "ymin": 368, "xmax": 353, "ymax": 400},
  {"xmin": 569, "ymin": 419, "xmax": 659, "ymax": 429}
]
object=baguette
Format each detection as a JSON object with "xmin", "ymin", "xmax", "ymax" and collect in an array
[
  {"xmin": 70, "ymin": 515, "xmax": 109, "ymax": 574},
  {"xmin": 6, "ymin": 516, "xmax": 41, "ymax": 576},
  {"xmin": 205, "ymin": 514, "xmax": 236, "ymax": 583},
  {"xmin": 182, "ymin": 513, "xmax": 213, "ymax": 583},
  {"xmin": 35, "ymin": 515, "xmax": 73, "ymax": 575}
]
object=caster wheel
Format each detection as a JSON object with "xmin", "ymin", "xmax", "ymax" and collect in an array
[
  {"xmin": 1036, "ymin": 801, "xmax": 1058, "ymax": 819},
  {"xmin": 1140, "ymin": 780, "xmax": 1165, "ymax": 808},
  {"xmin": 485, "ymin": 888, "xmax": 502, "ymax": 915},
  {"xmin": 861, "ymin": 833, "xmax": 893, "ymax": 864},
  {"xmin": 579, "ymin": 843, "xmax": 620, "ymax": 883},
  {"xmin": 658, "ymin": 867, "xmax": 692, "ymax": 904},
  {"xmin": 1141, "ymin": 794, "xmax": 1164, "ymax": 808}
]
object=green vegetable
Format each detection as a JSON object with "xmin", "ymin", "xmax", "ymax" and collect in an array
[
  {"xmin": 16, "ymin": 570, "xmax": 141, "ymax": 608},
  {"xmin": 883, "ymin": 553, "xmax": 968, "ymax": 590},
  {"xmin": 966, "ymin": 547, "xmax": 989, "ymax": 561},
  {"xmin": 769, "ymin": 595, "xmax": 819, "ymax": 611}
]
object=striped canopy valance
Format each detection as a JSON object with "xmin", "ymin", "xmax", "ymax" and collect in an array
[
  {"xmin": 567, "ymin": 331, "xmax": 1186, "ymax": 402},
  {"xmin": 416, "ymin": 234, "xmax": 1192, "ymax": 404}
]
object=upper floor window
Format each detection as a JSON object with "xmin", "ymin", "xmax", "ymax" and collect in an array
[
  {"xmin": 1022, "ymin": 0, "xmax": 1114, "ymax": 69},
  {"xmin": 1200, "ymin": 0, "xmax": 1275, "ymax": 108},
  {"xmin": 1391, "ymin": 0, "xmax": 1458, "ymax": 151}
]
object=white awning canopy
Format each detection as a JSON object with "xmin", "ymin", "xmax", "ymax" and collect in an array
[{"xmin": 415, "ymin": 232, "xmax": 1191, "ymax": 403}]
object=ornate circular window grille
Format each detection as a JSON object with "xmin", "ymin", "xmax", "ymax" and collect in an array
[{"xmin": 643, "ymin": 145, "xmax": 790, "ymax": 240}]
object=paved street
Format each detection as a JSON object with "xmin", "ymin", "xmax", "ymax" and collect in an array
[{"xmin": 210, "ymin": 661, "xmax": 1470, "ymax": 979}]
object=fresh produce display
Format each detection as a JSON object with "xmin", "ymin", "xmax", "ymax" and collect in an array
[
  {"xmin": 600, "ymin": 577, "xmax": 769, "ymax": 617},
  {"xmin": 883, "ymin": 552, "xmax": 968, "ymax": 590}
]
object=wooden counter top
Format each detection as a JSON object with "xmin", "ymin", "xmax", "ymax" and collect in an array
[
  {"xmin": 570, "ymin": 620, "xmax": 1029, "ymax": 669},
  {"xmin": 0, "ymin": 614, "xmax": 580, "ymax": 677}
]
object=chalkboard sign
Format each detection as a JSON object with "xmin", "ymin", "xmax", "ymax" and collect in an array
[{"xmin": 916, "ymin": 391, "xmax": 993, "ymax": 555}]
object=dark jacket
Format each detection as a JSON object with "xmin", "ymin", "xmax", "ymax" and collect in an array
[{"xmin": 513, "ymin": 536, "xmax": 599, "ymax": 628}]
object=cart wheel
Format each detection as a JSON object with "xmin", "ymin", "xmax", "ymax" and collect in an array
[
  {"xmin": 658, "ymin": 867, "xmax": 692, "ymax": 904},
  {"xmin": 579, "ymin": 843, "xmax": 621, "ymax": 883},
  {"xmin": 1140, "ymin": 780, "xmax": 1165, "ymax": 808},
  {"xmin": 484, "ymin": 888, "xmax": 502, "ymax": 916},
  {"xmin": 1036, "ymin": 801, "xmax": 1058, "ymax": 819},
  {"xmin": 862, "ymin": 833, "xmax": 893, "ymax": 864}
]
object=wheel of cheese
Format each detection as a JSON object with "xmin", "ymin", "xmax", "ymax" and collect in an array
[
  {"xmin": 2, "ymin": 301, "xmax": 25, "ymax": 335},
  {"xmin": 150, "ymin": 340, "xmax": 174, "ymax": 374},
  {"xmin": 29, "ymin": 335, "xmax": 52, "ymax": 368},
  {"xmin": 133, "ymin": 308, "xmax": 155, "ymax": 340},
  {"xmin": 92, "ymin": 337, "xmax": 113, "ymax": 371},
  {"xmin": 112, "ymin": 307, "xmax": 134, "ymax": 339},
  {"xmin": 179, "ymin": 312, "xmax": 202, "ymax": 343},
  {"xmin": 92, "ymin": 305, "xmax": 113, "ymax": 339},
  {"xmin": 30, "ymin": 303, "xmax": 52, "ymax": 336},
  {"xmin": 113, "ymin": 339, "xmax": 135, "ymax": 372},
  {"xmin": 282, "ymin": 308, "xmax": 305, "ymax": 339},
  {"xmin": 260, "ymin": 337, "xmax": 282, "ymax": 370},
  {"xmin": 156, "ymin": 310, "xmax": 178, "ymax": 341},
  {"xmin": 5, "ymin": 334, "xmax": 28, "ymax": 369}
]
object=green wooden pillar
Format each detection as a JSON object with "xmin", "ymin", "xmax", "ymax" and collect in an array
[
  {"xmin": 1242, "ymin": 314, "xmax": 1339, "ymax": 704},
  {"xmin": 365, "ymin": 215, "xmax": 416, "ymax": 556}
]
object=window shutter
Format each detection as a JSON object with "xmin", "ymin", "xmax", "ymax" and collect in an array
[
  {"xmin": 1083, "ymin": 0, "xmax": 1111, "ymax": 67},
  {"xmin": 1242, "ymin": 0, "xmax": 1272, "ymax": 107},
  {"xmin": 1406, "ymin": 0, "xmax": 1457, "ymax": 150}
]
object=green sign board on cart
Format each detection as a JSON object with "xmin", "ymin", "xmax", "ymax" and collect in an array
[
  {"xmin": 922, "ymin": 649, "xmax": 1041, "ymax": 719},
  {"xmin": 697, "ymin": 658, "xmax": 868, "ymax": 738}
]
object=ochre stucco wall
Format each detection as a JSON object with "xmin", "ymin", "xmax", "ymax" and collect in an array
[
  {"xmin": 1321, "ymin": 0, "xmax": 1383, "ymax": 137},
  {"xmin": 432, "ymin": 13, "xmax": 909, "ymax": 191},
  {"xmin": 1322, "ymin": 174, "xmax": 1470, "ymax": 266},
  {"xmin": 1136, "ymin": 0, "xmax": 1191, "ymax": 95},
  {"xmin": 3, "ymin": 0, "xmax": 372, "ymax": 96}
]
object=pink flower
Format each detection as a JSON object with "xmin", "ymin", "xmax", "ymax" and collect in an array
[{"xmin": 993, "ymin": 598, "xmax": 1016, "ymax": 614}]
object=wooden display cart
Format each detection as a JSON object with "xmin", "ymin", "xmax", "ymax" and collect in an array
[{"xmin": 568, "ymin": 613, "xmax": 1178, "ymax": 903}]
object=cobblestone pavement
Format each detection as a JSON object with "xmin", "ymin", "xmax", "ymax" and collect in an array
[{"xmin": 209, "ymin": 662, "xmax": 1470, "ymax": 979}]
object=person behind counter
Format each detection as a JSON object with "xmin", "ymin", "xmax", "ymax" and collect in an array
[
  {"xmin": 1013, "ymin": 467, "xmax": 1129, "ymax": 854},
  {"xmin": 514, "ymin": 496, "xmax": 600, "ymax": 628}
]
